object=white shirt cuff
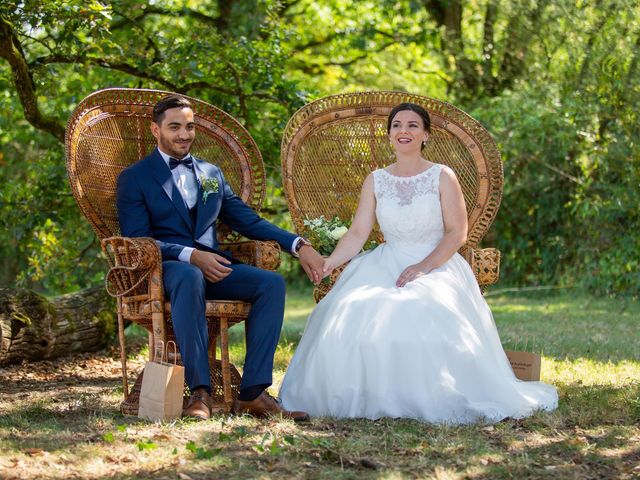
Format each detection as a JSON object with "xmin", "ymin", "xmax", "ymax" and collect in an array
[
  {"xmin": 291, "ymin": 237, "xmax": 303, "ymax": 258},
  {"xmin": 179, "ymin": 247, "xmax": 195, "ymax": 263}
]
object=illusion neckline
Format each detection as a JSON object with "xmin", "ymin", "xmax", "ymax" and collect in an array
[{"xmin": 380, "ymin": 163, "xmax": 440, "ymax": 179}]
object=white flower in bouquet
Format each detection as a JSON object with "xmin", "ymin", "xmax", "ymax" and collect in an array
[{"xmin": 329, "ymin": 226, "xmax": 348, "ymax": 240}]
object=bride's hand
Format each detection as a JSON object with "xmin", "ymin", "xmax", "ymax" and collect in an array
[
  {"xmin": 396, "ymin": 263, "xmax": 431, "ymax": 287},
  {"xmin": 322, "ymin": 256, "xmax": 338, "ymax": 278}
]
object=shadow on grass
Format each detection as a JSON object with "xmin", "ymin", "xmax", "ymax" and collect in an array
[{"xmin": 0, "ymin": 399, "xmax": 124, "ymax": 451}]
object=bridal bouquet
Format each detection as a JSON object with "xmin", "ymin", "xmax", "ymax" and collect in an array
[
  {"xmin": 303, "ymin": 216, "xmax": 348, "ymax": 256},
  {"xmin": 303, "ymin": 216, "xmax": 378, "ymax": 256}
]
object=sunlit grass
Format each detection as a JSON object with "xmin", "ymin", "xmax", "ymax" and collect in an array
[{"xmin": 0, "ymin": 288, "xmax": 638, "ymax": 479}]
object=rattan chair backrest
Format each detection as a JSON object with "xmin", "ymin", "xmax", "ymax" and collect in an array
[
  {"xmin": 281, "ymin": 91, "xmax": 503, "ymax": 248},
  {"xmin": 66, "ymin": 88, "xmax": 265, "ymax": 240}
]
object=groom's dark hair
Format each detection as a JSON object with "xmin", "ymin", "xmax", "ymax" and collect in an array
[{"xmin": 153, "ymin": 95, "xmax": 193, "ymax": 124}]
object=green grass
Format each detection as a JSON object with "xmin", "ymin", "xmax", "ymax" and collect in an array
[{"xmin": 0, "ymin": 288, "xmax": 638, "ymax": 479}]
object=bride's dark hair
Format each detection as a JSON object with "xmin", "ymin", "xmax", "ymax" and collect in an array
[{"xmin": 387, "ymin": 103, "xmax": 431, "ymax": 134}]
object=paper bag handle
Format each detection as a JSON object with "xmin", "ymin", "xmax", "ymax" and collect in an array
[
  {"xmin": 166, "ymin": 341, "xmax": 178, "ymax": 365},
  {"xmin": 152, "ymin": 340, "xmax": 178, "ymax": 365}
]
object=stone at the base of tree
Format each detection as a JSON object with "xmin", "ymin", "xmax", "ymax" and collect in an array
[{"xmin": 0, "ymin": 287, "xmax": 115, "ymax": 366}]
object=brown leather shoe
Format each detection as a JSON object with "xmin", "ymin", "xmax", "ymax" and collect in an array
[
  {"xmin": 233, "ymin": 392, "xmax": 310, "ymax": 422},
  {"xmin": 182, "ymin": 389, "xmax": 212, "ymax": 421}
]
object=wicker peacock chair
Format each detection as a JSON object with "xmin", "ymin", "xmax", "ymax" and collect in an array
[
  {"xmin": 65, "ymin": 88, "xmax": 281, "ymax": 414},
  {"xmin": 281, "ymin": 91, "xmax": 503, "ymax": 301}
]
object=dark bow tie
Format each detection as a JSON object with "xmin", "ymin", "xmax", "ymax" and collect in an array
[{"xmin": 169, "ymin": 156, "xmax": 193, "ymax": 170}]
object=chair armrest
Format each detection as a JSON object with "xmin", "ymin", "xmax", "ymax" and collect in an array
[
  {"xmin": 461, "ymin": 247, "xmax": 501, "ymax": 287},
  {"xmin": 101, "ymin": 236, "xmax": 162, "ymax": 298},
  {"xmin": 222, "ymin": 240, "xmax": 281, "ymax": 271}
]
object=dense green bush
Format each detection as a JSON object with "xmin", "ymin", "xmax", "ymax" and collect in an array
[{"xmin": 473, "ymin": 85, "xmax": 639, "ymax": 295}]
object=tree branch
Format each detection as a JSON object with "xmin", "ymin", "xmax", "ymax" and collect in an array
[
  {"xmin": 422, "ymin": 0, "xmax": 478, "ymax": 95},
  {"xmin": 110, "ymin": 5, "xmax": 220, "ymax": 30},
  {"xmin": 323, "ymin": 41, "xmax": 397, "ymax": 68},
  {"xmin": 274, "ymin": 0, "xmax": 304, "ymax": 17},
  {"xmin": 0, "ymin": 17, "xmax": 64, "ymax": 143},
  {"xmin": 30, "ymin": 53, "xmax": 182, "ymax": 91},
  {"xmin": 215, "ymin": 0, "xmax": 236, "ymax": 33},
  {"xmin": 109, "ymin": 8, "xmax": 163, "ymax": 63},
  {"xmin": 292, "ymin": 32, "xmax": 341, "ymax": 51},
  {"xmin": 413, "ymin": 69, "xmax": 453, "ymax": 86},
  {"xmin": 222, "ymin": 59, "xmax": 249, "ymax": 123},
  {"xmin": 495, "ymin": 3, "xmax": 543, "ymax": 94}
]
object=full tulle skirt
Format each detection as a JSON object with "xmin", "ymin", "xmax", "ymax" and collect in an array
[{"xmin": 279, "ymin": 242, "xmax": 558, "ymax": 424}]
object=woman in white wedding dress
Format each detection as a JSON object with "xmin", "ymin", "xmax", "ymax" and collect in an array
[{"xmin": 279, "ymin": 103, "xmax": 558, "ymax": 423}]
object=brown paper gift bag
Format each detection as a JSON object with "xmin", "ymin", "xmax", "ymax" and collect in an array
[
  {"xmin": 138, "ymin": 341, "xmax": 185, "ymax": 421},
  {"xmin": 505, "ymin": 350, "xmax": 541, "ymax": 381}
]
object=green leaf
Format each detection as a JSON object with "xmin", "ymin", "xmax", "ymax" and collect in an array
[
  {"xmin": 137, "ymin": 439, "xmax": 157, "ymax": 451},
  {"xmin": 269, "ymin": 440, "xmax": 283, "ymax": 456}
]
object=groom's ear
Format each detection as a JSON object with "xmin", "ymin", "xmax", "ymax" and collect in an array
[{"xmin": 150, "ymin": 121, "xmax": 160, "ymax": 140}]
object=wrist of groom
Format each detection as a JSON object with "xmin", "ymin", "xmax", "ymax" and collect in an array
[{"xmin": 292, "ymin": 237, "xmax": 312, "ymax": 258}]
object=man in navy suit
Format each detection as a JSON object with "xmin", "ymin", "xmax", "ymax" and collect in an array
[{"xmin": 117, "ymin": 95, "xmax": 323, "ymax": 421}]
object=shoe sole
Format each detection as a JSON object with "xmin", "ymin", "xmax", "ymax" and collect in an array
[
  {"xmin": 233, "ymin": 410, "xmax": 310, "ymax": 423},
  {"xmin": 182, "ymin": 413, "xmax": 210, "ymax": 421}
]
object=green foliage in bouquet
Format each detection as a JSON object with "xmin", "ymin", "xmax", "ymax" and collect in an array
[{"xmin": 303, "ymin": 216, "xmax": 377, "ymax": 256}]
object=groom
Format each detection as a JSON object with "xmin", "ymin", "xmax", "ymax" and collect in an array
[{"xmin": 116, "ymin": 95, "xmax": 322, "ymax": 421}]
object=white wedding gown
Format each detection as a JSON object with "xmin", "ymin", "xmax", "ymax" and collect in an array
[{"xmin": 280, "ymin": 164, "xmax": 558, "ymax": 423}]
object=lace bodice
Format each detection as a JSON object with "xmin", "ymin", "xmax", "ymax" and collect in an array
[{"xmin": 373, "ymin": 164, "xmax": 444, "ymax": 246}]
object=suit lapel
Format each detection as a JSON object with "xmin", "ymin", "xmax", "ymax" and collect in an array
[
  {"xmin": 148, "ymin": 148, "xmax": 172, "ymax": 198},
  {"xmin": 148, "ymin": 148, "xmax": 192, "ymax": 231},
  {"xmin": 193, "ymin": 159, "xmax": 221, "ymax": 238}
]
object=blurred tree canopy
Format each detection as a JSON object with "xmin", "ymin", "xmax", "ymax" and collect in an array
[{"xmin": 0, "ymin": 0, "xmax": 638, "ymax": 296}]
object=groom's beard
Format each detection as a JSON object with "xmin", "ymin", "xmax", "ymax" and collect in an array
[{"xmin": 158, "ymin": 135, "xmax": 193, "ymax": 159}]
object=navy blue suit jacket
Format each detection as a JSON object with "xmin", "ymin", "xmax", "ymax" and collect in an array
[{"xmin": 116, "ymin": 148, "xmax": 296, "ymax": 262}]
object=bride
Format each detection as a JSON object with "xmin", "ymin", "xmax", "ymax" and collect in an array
[{"xmin": 279, "ymin": 103, "xmax": 558, "ymax": 423}]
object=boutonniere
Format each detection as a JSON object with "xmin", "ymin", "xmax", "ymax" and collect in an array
[{"xmin": 200, "ymin": 176, "xmax": 219, "ymax": 204}]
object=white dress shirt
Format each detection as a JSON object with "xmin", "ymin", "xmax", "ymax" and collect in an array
[
  {"xmin": 158, "ymin": 149, "xmax": 197, "ymax": 262},
  {"xmin": 158, "ymin": 148, "xmax": 302, "ymax": 263}
]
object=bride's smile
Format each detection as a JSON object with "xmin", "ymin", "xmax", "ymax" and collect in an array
[{"xmin": 389, "ymin": 110, "xmax": 428, "ymax": 154}]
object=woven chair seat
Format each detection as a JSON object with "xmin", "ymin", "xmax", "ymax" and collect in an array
[{"xmin": 121, "ymin": 299, "xmax": 251, "ymax": 321}]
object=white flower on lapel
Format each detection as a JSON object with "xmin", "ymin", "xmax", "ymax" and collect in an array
[{"xmin": 200, "ymin": 176, "xmax": 219, "ymax": 204}]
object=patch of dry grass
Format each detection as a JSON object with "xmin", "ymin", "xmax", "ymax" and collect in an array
[{"xmin": 0, "ymin": 290, "xmax": 638, "ymax": 479}]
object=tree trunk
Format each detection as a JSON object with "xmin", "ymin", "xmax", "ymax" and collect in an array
[{"xmin": 0, "ymin": 287, "xmax": 116, "ymax": 366}]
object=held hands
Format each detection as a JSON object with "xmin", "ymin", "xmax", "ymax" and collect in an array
[
  {"xmin": 322, "ymin": 256, "xmax": 340, "ymax": 278},
  {"xmin": 396, "ymin": 262, "xmax": 431, "ymax": 288},
  {"xmin": 190, "ymin": 250, "xmax": 233, "ymax": 283},
  {"xmin": 298, "ymin": 244, "xmax": 324, "ymax": 285}
]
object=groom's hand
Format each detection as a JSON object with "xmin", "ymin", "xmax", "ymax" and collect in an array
[
  {"xmin": 298, "ymin": 245, "xmax": 323, "ymax": 285},
  {"xmin": 190, "ymin": 250, "xmax": 233, "ymax": 283}
]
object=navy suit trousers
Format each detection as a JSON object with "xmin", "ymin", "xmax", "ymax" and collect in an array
[{"xmin": 162, "ymin": 260, "xmax": 286, "ymax": 391}]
